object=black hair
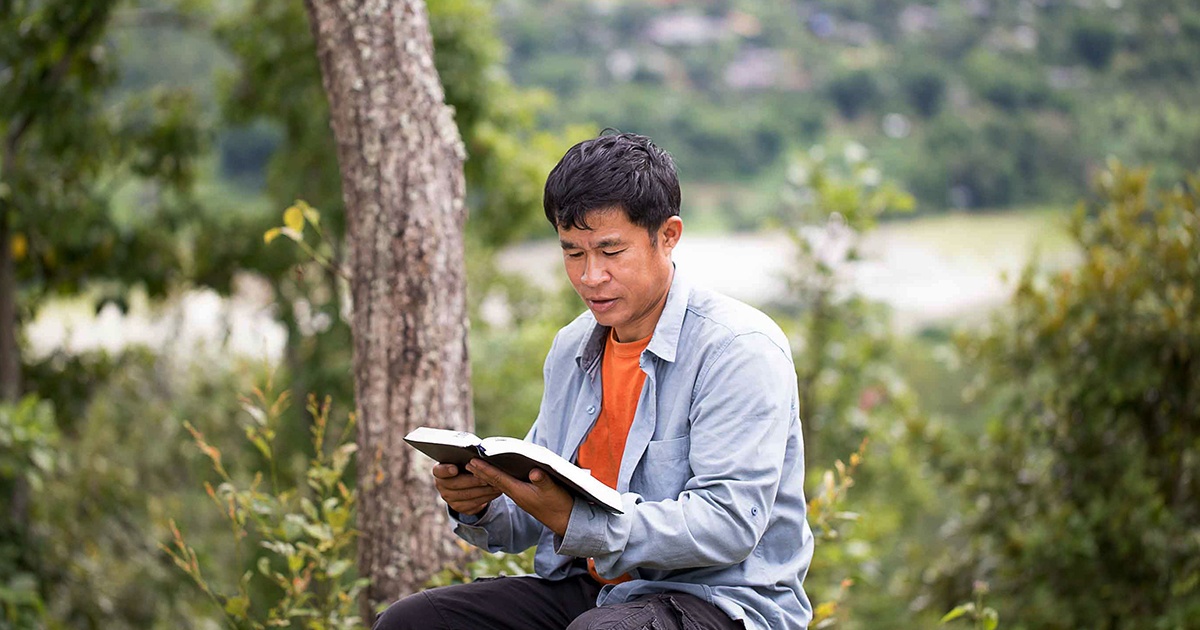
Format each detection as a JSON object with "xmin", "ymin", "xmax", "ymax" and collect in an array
[{"xmin": 543, "ymin": 130, "xmax": 681, "ymax": 235}]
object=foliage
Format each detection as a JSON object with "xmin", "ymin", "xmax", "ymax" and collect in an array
[
  {"xmin": 497, "ymin": 0, "xmax": 1200, "ymax": 213},
  {"xmin": 938, "ymin": 163, "xmax": 1200, "ymax": 628},
  {"xmin": 826, "ymin": 71, "xmax": 881, "ymax": 121},
  {"xmin": 466, "ymin": 246, "xmax": 581, "ymax": 438},
  {"xmin": 0, "ymin": 349, "xmax": 266, "ymax": 628},
  {"xmin": 940, "ymin": 581, "xmax": 999, "ymax": 630},
  {"xmin": 0, "ymin": 0, "xmax": 209, "ymax": 304},
  {"xmin": 211, "ymin": 0, "xmax": 590, "ymax": 450},
  {"xmin": 166, "ymin": 381, "xmax": 365, "ymax": 630},
  {"xmin": 775, "ymin": 142, "xmax": 914, "ymax": 457},
  {"xmin": 263, "ymin": 201, "xmax": 341, "ymax": 276},
  {"xmin": 0, "ymin": 396, "xmax": 57, "ymax": 499},
  {"xmin": 805, "ymin": 442, "xmax": 865, "ymax": 629},
  {"xmin": 770, "ymin": 145, "xmax": 962, "ymax": 629},
  {"xmin": 899, "ymin": 64, "xmax": 947, "ymax": 119},
  {"xmin": 806, "ymin": 441, "xmax": 866, "ymax": 546},
  {"xmin": 0, "ymin": 396, "xmax": 57, "ymax": 627},
  {"xmin": 425, "ymin": 543, "xmax": 536, "ymax": 588},
  {"xmin": 215, "ymin": 0, "xmax": 585, "ymax": 248}
]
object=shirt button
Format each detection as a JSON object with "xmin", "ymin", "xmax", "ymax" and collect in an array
[{"xmin": 586, "ymin": 405, "xmax": 596, "ymax": 414}]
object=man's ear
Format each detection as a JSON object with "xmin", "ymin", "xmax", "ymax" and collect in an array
[{"xmin": 659, "ymin": 216, "xmax": 684, "ymax": 253}]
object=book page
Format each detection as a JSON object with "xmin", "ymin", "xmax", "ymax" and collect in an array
[
  {"xmin": 404, "ymin": 426, "xmax": 481, "ymax": 448},
  {"xmin": 480, "ymin": 437, "xmax": 623, "ymax": 514},
  {"xmin": 403, "ymin": 427, "xmax": 484, "ymax": 469}
]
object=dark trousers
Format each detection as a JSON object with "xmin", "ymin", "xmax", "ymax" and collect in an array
[{"xmin": 372, "ymin": 573, "xmax": 744, "ymax": 630}]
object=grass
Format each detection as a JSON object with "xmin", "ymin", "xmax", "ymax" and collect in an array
[{"xmin": 875, "ymin": 206, "xmax": 1075, "ymax": 262}]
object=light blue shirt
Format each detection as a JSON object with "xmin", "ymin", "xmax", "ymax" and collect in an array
[{"xmin": 453, "ymin": 271, "xmax": 814, "ymax": 629}]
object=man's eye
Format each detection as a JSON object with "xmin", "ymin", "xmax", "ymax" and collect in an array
[
  {"xmin": 603, "ymin": 250, "xmax": 625, "ymax": 257},
  {"xmin": 566, "ymin": 252, "xmax": 584, "ymax": 259}
]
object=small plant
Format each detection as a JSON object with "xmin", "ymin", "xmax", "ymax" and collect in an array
[
  {"xmin": 940, "ymin": 581, "xmax": 999, "ymax": 630},
  {"xmin": 806, "ymin": 440, "xmax": 867, "ymax": 629},
  {"xmin": 163, "ymin": 377, "xmax": 366, "ymax": 629},
  {"xmin": 425, "ymin": 541, "xmax": 536, "ymax": 588},
  {"xmin": 806, "ymin": 439, "xmax": 867, "ymax": 544},
  {"xmin": 0, "ymin": 396, "xmax": 58, "ymax": 627},
  {"xmin": 809, "ymin": 578, "xmax": 853, "ymax": 630},
  {"xmin": 264, "ymin": 201, "xmax": 345, "ymax": 278}
]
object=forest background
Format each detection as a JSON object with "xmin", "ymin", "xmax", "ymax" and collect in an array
[{"xmin": 1, "ymin": 0, "xmax": 1197, "ymax": 628}]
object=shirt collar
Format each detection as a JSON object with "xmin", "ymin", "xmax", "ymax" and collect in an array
[{"xmin": 574, "ymin": 266, "xmax": 691, "ymax": 370}]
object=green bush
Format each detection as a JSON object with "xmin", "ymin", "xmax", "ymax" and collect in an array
[
  {"xmin": 166, "ymin": 382, "xmax": 365, "ymax": 629},
  {"xmin": 939, "ymin": 162, "xmax": 1200, "ymax": 628},
  {"xmin": 900, "ymin": 68, "xmax": 947, "ymax": 119},
  {"xmin": 0, "ymin": 396, "xmax": 58, "ymax": 628},
  {"xmin": 1070, "ymin": 18, "xmax": 1118, "ymax": 70},
  {"xmin": 826, "ymin": 71, "xmax": 882, "ymax": 121}
]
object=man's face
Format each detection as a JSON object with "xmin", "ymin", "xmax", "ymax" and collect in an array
[{"xmin": 558, "ymin": 209, "xmax": 683, "ymax": 343}]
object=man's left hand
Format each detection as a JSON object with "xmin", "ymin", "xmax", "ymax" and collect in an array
[{"xmin": 465, "ymin": 458, "xmax": 574, "ymax": 537}]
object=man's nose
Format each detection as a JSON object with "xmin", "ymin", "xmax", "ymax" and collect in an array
[{"xmin": 579, "ymin": 256, "xmax": 609, "ymax": 286}]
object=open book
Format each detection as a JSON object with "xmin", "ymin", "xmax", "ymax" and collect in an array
[{"xmin": 404, "ymin": 427, "xmax": 623, "ymax": 514}]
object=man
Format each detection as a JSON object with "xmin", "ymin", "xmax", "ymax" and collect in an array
[{"xmin": 375, "ymin": 132, "xmax": 813, "ymax": 629}]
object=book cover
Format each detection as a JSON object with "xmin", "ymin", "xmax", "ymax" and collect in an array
[{"xmin": 404, "ymin": 427, "xmax": 623, "ymax": 514}]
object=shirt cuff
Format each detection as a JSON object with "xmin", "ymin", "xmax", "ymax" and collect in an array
[{"xmin": 554, "ymin": 496, "xmax": 609, "ymax": 558}]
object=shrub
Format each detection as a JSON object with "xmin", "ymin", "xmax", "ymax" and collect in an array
[
  {"xmin": 165, "ymin": 380, "xmax": 366, "ymax": 629},
  {"xmin": 940, "ymin": 163, "xmax": 1200, "ymax": 627}
]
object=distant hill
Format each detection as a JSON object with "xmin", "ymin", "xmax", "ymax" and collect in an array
[{"xmin": 495, "ymin": 0, "xmax": 1200, "ymax": 216}]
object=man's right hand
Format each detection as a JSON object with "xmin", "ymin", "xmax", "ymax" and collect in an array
[{"xmin": 432, "ymin": 463, "xmax": 503, "ymax": 516}]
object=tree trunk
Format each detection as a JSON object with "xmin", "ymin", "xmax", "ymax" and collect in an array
[
  {"xmin": 303, "ymin": 0, "xmax": 472, "ymax": 617},
  {"xmin": 0, "ymin": 203, "xmax": 20, "ymax": 402}
]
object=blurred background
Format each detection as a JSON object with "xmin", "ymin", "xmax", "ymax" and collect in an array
[{"xmin": 2, "ymin": 0, "xmax": 1197, "ymax": 628}]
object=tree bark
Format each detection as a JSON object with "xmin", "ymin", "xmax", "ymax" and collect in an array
[
  {"xmin": 303, "ymin": 0, "xmax": 472, "ymax": 617},
  {"xmin": 0, "ymin": 180, "xmax": 21, "ymax": 403}
]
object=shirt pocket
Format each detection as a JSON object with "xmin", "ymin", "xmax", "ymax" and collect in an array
[{"xmin": 632, "ymin": 436, "xmax": 692, "ymax": 502}]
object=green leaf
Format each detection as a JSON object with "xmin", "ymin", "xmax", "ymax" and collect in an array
[
  {"xmin": 327, "ymin": 507, "xmax": 349, "ymax": 532},
  {"xmin": 247, "ymin": 431, "xmax": 272, "ymax": 461},
  {"xmin": 327, "ymin": 559, "xmax": 352, "ymax": 578},
  {"xmin": 940, "ymin": 603, "xmax": 975, "ymax": 624},
  {"xmin": 29, "ymin": 447, "xmax": 55, "ymax": 472},
  {"xmin": 242, "ymin": 403, "xmax": 268, "ymax": 426},
  {"xmin": 283, "ymin": 205, "xmax": 305, "ymax": 232},
  {"xmin": 299, "ymin": 201, "xmax": 321, "ymax": 227},
  {"xmin": 303, "ymin": 522, "xmax": 332, "ymax": 542},
  {"xmin": 224, "ymin": 594, "xmax": 250, "ymax": 617},
  {"xmin": 282, "ymin": 514, "xmax": 306, "ymax": 541},
  {"xmin": 300, "ymin": 497, "xmax": 318, "ymax": 520}
]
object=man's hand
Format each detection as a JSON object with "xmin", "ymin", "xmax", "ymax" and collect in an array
[
  {"xmin": 466, "ymin": 458, "xmax": 574, "ymax": 537},
  {"xmin": 432, "ymin": 463, "xmax": 503, "ymax": 516}
]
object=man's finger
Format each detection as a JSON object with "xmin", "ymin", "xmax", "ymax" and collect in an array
[
  {"xmin": 528, "ymin": 467, "xmax": 555, "ymax": 487},
  {"xmin": 446, "ymin": 486, "xmax": 502, "ymax": 504},
  {"xmin": 466, "ymin": 460, "xmax": 573, "ymax": 537},
  {"xmin": 465, "ymin": 458, "xmax": 516, "ymax": 491},
  {"xmin": 432, "ymin": 463, "xmax": 459, "ymax": 479},
  {"xmin": 436, "ymin": 471, "xmax": 488, "ymax": 487}
]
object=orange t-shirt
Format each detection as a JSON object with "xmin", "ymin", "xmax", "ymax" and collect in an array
[{"xmin": 575, "ymin": 329, "xmax": 650, "ymax": 585}]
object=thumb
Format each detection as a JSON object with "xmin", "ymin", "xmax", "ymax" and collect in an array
[{"xmin": 528, "ymin": 468, "xmax": 550, "ymax": 485}]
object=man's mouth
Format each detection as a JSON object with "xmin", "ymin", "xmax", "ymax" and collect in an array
[{"xmin": 587, "ymin": 298, "xmax": 618, "ymax": 313}]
